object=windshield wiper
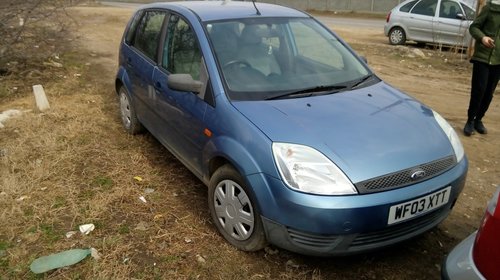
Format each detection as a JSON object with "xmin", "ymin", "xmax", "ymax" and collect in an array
[
  {"xmin": 265, "ymin": 85, "xmax": 347, "ymax": 100},
  {"xmin": 350, "ymin": 74, "xmax": 375, "ymax": 89}
]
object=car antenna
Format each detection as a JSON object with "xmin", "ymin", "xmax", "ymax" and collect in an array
[{"xmin": 251, "ymin": 0, "xmax": 261, "ymax": 15}]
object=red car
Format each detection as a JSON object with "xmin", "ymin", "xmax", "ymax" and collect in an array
[{"xmin": 442, "ymin": 187, "xmax": 500, "ymax": 280}]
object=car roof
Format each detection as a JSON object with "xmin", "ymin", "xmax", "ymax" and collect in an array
[{"xmin": 138, "ymin": 1, "xmax": 310, "ymax": 22}]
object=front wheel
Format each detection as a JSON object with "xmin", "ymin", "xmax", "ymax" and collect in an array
[
  {"xmin": 389, "ymin": 27, "xmax": 406, "ymax": 45},
  {"xmin": 208, "ymin": 164, "xmax": 267, "ymax": 251}
]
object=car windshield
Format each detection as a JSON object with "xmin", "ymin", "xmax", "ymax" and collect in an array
[{"xmin": 205, "ymin": 17, "xmax": 371, "ymax": 100}]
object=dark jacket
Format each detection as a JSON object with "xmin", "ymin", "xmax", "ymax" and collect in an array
[{"xmin": 469, "ymin": 1, "xmax": 500, "ymax": 65}]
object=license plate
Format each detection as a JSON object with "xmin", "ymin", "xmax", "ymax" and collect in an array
[{"xmin": 388, "ymin": 186, "xmax": 451, "ymax": 225}]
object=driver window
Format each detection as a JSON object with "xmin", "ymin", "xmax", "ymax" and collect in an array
[
  {"xmin": 439, "ymin": 0, "xmax": 461, "ymax": 19},
  {"xmin": 460, "ymin": 3, "xmax": 475, "ymax": 20},
  {"xmin": 162, "ymin": 15, "xmax": 201, "ymax": 80},
  {"xmin": 411, "ymin": 0, "xmax": 437, "ymax": 16}
]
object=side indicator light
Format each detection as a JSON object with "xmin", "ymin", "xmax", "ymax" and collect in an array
[{"xmin": 204, "ymin": 128, "xmax": 212, "ymax": 137}]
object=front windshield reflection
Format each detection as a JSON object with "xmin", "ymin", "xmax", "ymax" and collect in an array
[{"xmin": 206, "ymin": 18, "xmax": 370, "ymax": 100}]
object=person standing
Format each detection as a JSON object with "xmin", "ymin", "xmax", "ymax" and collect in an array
[{"xmin": 464, "ymin": 0, "xmax": 500, "ymax": 136}]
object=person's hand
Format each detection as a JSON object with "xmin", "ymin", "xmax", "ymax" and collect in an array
[{"xmin": 481, "ymin": 36, "xmax": 495, "ymax": 48}]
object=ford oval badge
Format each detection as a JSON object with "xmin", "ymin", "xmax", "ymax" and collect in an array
[{"xmin": 410, "ymin": 169, "xmax": 426, "ymax": 181}]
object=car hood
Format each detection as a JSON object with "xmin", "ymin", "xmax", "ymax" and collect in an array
[{"xmin": 232, "ymin": 81, "xmax": 454, "ymax": 183}]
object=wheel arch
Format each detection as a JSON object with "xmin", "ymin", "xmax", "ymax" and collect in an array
[
  {"xmin": 204, "ymin": 135, "xmax": 269, "ymax": 181},
  {"xmin": 115, "ymin": 66, "xmax": 132, "ymax": 96}
]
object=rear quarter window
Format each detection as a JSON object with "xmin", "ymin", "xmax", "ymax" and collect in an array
[
  {"xmin": 400, "ymin": 0, "xmax": 418, "ymax": 12},
  {"xmin": 411, "ymin": 0, "xmax": 438, "ymax": 16},
  {"xmin": 132, "ymin": 10, "xmax": 166, "ymax": 61},
  {"xmin": 125, "ymin": 11, "xmax": 143, "ymax": 45}
]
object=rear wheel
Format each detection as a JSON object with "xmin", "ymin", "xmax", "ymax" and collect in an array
[
  {"xmin": 208, "ymin": 164, "xmax": 267, "ymax": 251},
  {"xmin": 389, "ymin": 27, "xmax": 406, "ymax": 45},
  {"xmin": 118, "ymin": 86, "xmax": 143, "ymax": 134}
]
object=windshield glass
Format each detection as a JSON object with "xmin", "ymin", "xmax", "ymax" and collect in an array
[{"xmin": 205, "ymin": 17, "xmax": 371, "ymax": 100}]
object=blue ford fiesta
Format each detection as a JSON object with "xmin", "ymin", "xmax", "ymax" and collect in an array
[{"xmin": 115, "ymin": 1, "xmax": 468, "ymax": 256}]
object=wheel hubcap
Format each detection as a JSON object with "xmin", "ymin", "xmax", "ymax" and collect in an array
[
  {"xmin": 119, "ymin": 92, "xmax": 132, "ymax": 128},
  {"xmin": 391, "ymin": 30, "xmax": 403, "ymax": 44},
  {"xmin": 213, "ymin": 180, "xmax": 254, "ymax": 241}
]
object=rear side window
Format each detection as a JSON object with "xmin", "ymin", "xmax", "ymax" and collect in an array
[
  {"xmin": 400, "ymin": 0, "xmax": 418, "ymax": 12},
  {"xmin": 132, "ymin": 11, "xmax": 166, "ymax": 61},
  {"xmin": 411, "ymin": 0, "xmax": 438, "ymax": 16}
]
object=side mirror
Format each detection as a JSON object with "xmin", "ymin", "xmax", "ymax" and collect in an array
[
  {"xmin": 455, "ymin": 13, "xmax": 466, "ymax": 20},
  {"xmin": 168, "ymin": 74, "xmax": 203, "ymax": 93}
]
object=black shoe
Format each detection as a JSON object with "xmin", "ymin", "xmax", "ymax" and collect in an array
[
  {"xmin": 463, "ymin": 121, "xmax": 474, "ymax": 136},
  {"xmin": 474, "ymin": 120, "xmax": 488, "ymax": 134}
]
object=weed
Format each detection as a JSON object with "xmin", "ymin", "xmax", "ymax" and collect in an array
[
  {"xmin": 94, "ymin": 176, "xmax": 114, "ymax": 189},
  {"xmin": 52, "ymin": 196, "xmax": 67, "ymax": 209},
  {"xmin": 39, "ymin": 224, "xmax": 60, "ymax": 243},
  {"xmin": 118, "ymin": 224, "xmax": 130, "ymax": 234}
]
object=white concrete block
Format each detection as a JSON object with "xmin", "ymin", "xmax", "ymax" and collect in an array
[{"xmin": 33, "ymin": 84, "xmax": 50, "ymax": 111}]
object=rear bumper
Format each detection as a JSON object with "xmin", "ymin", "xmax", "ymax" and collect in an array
[{"xmin": 441, "ymin": 232, "xmax": 485, "ymax": 280}]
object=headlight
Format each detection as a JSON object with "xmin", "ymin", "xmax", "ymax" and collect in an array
[
  {"xmin": 433, "ymin": 111, "xmax": 465, "ymax": 162},
  {"xmin": 272, "ymin": 143, "xmax": 357, "ymax": 195}
]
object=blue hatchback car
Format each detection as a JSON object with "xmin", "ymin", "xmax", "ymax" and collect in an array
[{"xmin": 115, "ymin": 1, "xmax": 468, "ymax": 256}]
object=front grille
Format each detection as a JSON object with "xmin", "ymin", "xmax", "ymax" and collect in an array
[
  {"xmin": 350, "ymin": 206, "xmax": 448, "ymax": 249},
  {"xmin": 355, "ymin": 156, "xmax": 456, "ymax": 194}
]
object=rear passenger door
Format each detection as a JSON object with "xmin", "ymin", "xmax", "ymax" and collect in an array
[
  {"xmin": 407, "ymin": 0, "xmax": 438, "ymax": 43},
  {"xmin": 123, "ymin": 10, "xmax": 166, "ymax": 129}
]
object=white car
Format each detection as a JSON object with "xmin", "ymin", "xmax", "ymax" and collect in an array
[{"xmin": 384, "ymin": 0, "xmax": 476, "ymax": 47}]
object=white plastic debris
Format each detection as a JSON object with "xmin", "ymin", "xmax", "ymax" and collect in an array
[
  {"xmin": 139, "ymin": 196, "xmax": 147, "ymax": 203},
  {"xmin": 135, "ymin": 221, "xmax": 148, "ymax": 231},
  {"xmin": 0, "ymin": 109, "xmax": 23, "ymax": 128},
  {"xmin": 42, "ymin": 60, "xmax": 63, "ymax": 68},
  {"xmin": 16, "ymin": 195, "xmax": 29, "ymax": 202},
  {"xmin": 79, "ymin": 224, "xmax": 95, "ymax": 235},
  {"xmin": 65, "ymin": 231, "xmax": 78, "ymax": 238},
  {"xmin": 196, "ymin": 254, "xmax": 206, "ymax": 263}
]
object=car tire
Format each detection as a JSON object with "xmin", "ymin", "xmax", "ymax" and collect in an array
[
  {"xmin": 208, "ymin": 164, "xmax": 267, "ymax": 251},
  {"xmin": 389, "ymin": 27, "xmax": 406, "ymax": 45},
  {"xmin": 118, "ymin": 86, "xmax": 143, "ymax": 135}
]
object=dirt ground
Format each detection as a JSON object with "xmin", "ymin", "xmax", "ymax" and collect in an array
[{"xmin": 0, "ymin": 4, "xmax": 499, "ymax": 280}]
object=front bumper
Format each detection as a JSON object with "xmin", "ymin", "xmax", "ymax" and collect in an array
[
  {"xmin": 247, "ymin": 158, "xmax": 468, "ymax": 256},
  {"xmin": 442, "ymin": 231, "xmax": 485, "ymax": 280}
]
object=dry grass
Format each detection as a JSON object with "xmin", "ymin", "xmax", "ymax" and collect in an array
[{"xmin": 0, "ymin": 36, "xmax": 307, "ymax": 280}]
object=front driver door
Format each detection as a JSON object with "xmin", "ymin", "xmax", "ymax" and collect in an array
[
  {"xmin": 434, "ymin": 0, "xmax": 470, "ymax": 46},
  {"xmin": 152, "ymin": 14, "xmax": 212, "ymax": 176}
]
